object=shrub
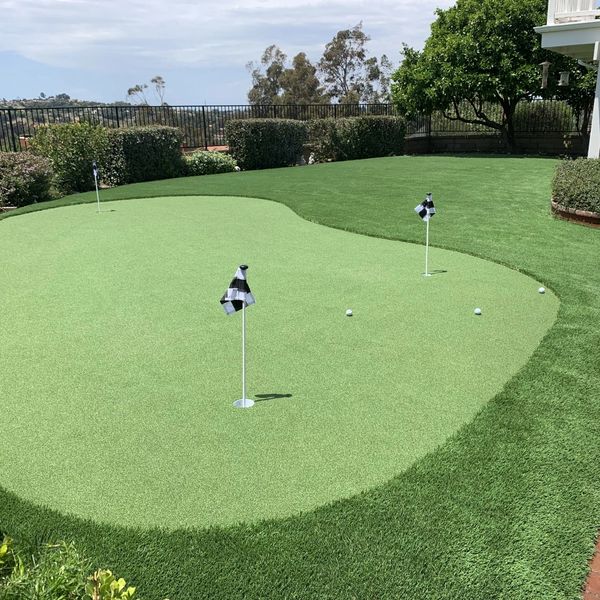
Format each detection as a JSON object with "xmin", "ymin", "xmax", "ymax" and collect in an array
[
  {"xmin": 0, "ymin": 152, "xmax": 53, "ymax": 207},
  {"xmin": 308, "ymin": 116, "xmax": 405, "ymax": 162},
  {"xmin": 105, "ymin": 126, "xmax": 185, "ymax": 185},
  {"xmin": 29, "ymin": 123, "xmax": 109, "ymax": 194},
  {"xmin": 0, "ymin": 541, "xmax": 89, "ymax": 599},
  {"xmin": 184, "ymin": 150, "xmax": 237, "ymax": 176},
  {"xmin": 552, "ymin": 158, "xmax": 600, "ymax": 213},
  {"xmin": 513, "ymin": 101, "xmax": 575, "ymax": 133},
  {"xmin": 225, "ymin": 119, "xmax": 308, "ymax": 170}
]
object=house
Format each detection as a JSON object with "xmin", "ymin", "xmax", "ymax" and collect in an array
[{"xmin": 535, "ymin": 0, "xmax": 600, "ymax": 157}]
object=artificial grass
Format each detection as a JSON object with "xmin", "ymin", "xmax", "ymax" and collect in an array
[
  {"xmin": 1, "ymin": 155, "xmax": 599, "ymax": 599},
  {"xmin": 0, "ymin": 196, "xmax": 557, "ymax": 528}
]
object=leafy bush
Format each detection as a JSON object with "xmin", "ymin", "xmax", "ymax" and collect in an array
[
  {"xmin": 513, "ymin": 101, "xmax": 575, "ymax": 133},
  {"xmin": 29, "ymin": 123, "xmax": 109, "ymax": 194},
  {"xmin": 184, "ymin": 150, "xmax": 237, "ymax": 176},
  {"xmin": 0, "ymin": 536, "xmax": 149, "ymax": 600},
  {"xmin": 0, "ymin": 541, "xmax": 89, "ymax": 600},
  {"xmin": 308, "ymin": 116, "xmax": 405, "ymax": 162},
  {"xmin": 225, "ymin": 119, "xmax": 308, "ymax": 170},
  {"xmin": 105, "ymin": 126, "xmax": 184, "ymax": 185},
  {"xmin": 553, "ymin": 158, "xmax": 600, "ymax": 212},
  {"xmin": 0, "ymin": 152, "xmax": 53, "ymax": 207},
  {"xmin": 85, "ymin": 569, "xmax": 137, "ymax": 600}
]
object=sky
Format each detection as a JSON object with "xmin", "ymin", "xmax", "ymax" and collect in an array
[{"xmin": 1, "ymin": 0, "xmax": 456, "ymax": 105}]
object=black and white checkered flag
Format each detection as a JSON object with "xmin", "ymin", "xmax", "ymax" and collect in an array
[
  {"xmin": 92, "ymin": 161, "xmax": 99, "ymax": 180},
  {"xmin": 220, "ymin": 265, "xmax": 255, "ymax": 315},
  {"xmin": 415, "ymin": 193, "xmax": 436, "ymax": 221}
]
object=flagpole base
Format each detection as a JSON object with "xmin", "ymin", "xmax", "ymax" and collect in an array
[
  {"xmin": 233, "ymin": 398, "xmax": 254, "ymax": 409},
  {"xmin": 422, "ymin": 272, "xmax": 432, "ymax": 277}
]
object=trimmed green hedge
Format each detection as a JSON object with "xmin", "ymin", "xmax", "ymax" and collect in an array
[
  {"xmin": 308, "ymin": 116, "xmax": 405, "ymax": 162},
  {"xmin": 29, "ymin": 123, "xmax": 109, "ymax": 194},
  {"xmin": 184, "ymin": 150, "xmax": 237, "ymax": 176},
  {"xmin": 0, "ymin": 152, "xmax": 54, "ymax": 207},
  {"xmin": 553, "ymin": 158, "xmax": 600, "ymax": 213},
  {"xmin": 106, "ymin": 126, "xmax": 185, "ymax": 185},
  {"xmin": 225, "ymin": 119, "xmax": 308, "ymax": 170}
]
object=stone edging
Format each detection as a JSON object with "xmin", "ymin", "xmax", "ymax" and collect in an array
[{"xmin": 551, "ymin": 200, "xmax": 600, "ymax": 228}]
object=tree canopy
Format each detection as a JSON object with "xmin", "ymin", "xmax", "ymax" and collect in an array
[
  {"xmin": 391, "ymin": 0, "xmax": 594, "ymax": 150},
  {"xmin": 246, "ymin": 24, "xmax": 393, "ymax": 105}
]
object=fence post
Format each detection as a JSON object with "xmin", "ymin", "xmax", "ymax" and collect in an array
[
  {"xmin": 7, "ymin": 109, "xmax": 18, "ymax": 152},
  {"xmin": 201, "ymin": 106, "xmax": 209, "ymax": 150},
  {"xmin": 115, "ymin": 106, "xmax": 121, "ymax": 128}
]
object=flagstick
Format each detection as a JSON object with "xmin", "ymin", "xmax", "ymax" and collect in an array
[
  {"xmin": 94, "ymin": 172, "xmax": 101, "ymax": 213},
  {"xmin": 424, "ymin": 218, "xmax": 431, "ymax": 277},
  {"xmin": 242, "ymin": 301, "xmax": 246, "ymax": 400},
  {"xmin": 234, "ymin": 300, "xmax": 254, "ymax": 408}
]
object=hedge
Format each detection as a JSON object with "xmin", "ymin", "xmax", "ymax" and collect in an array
[
  {"xmin": 105, "ymin": 126, "xmax": 185, "ymax": 185},
  {"xmin": 308, "ymin": 116, "xmax": 406, "ymax": 162},
  {"xmin": 184, "ymin": 150, "xmax": 237, "ymax": 176},
  {"xmin": 225, "ymin": 119, "xmax": 308, "ymax": 170},
  {"xmin": 553, "ymin": 158, "xmax": 600, "ymax": 213},
  {"xmin": 29, "ymin": 123, "xmax": 109, "ymax": 194},
  {"xmin": 0, "ymin": 152, "xmax": 54, "ymax": 208}
]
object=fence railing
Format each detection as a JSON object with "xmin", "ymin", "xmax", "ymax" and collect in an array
[
  {"xmin": 0, "ymin": 101, "xmax": 588, "ymax": 153},
  {"xmin": 0, "ymin": 103, "xmax": 398, "ymax": 152}
]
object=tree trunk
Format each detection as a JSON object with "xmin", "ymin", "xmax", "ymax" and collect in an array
[{"xmin": 502, "ymin": 99, "xmax": 518, "ymax": 154}]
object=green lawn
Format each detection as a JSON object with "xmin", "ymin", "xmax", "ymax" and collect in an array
[
  {"xmin": 1, "ymin": 155, "xmax": 599, "ymax": 599},
  {"xmin": 0, "ymin": 195, "xmax": 556, "ymax": 529}
]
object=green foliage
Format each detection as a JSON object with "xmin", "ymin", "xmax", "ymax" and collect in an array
[
  {"xmin": 105, "ymin": 126, "xmax": 184, "ymax": 185},
  {"xmin": 553, "ymin": 158, "xmax": 600, "ymax": 212},
  {"xmin": 29, "ymin": 123, "xmax": 109, "ymax": 193},
  {"xmin": 183, "ymin": 150, "xmax": 237, "ymax": 176},
  {"xmin": 513, "ymin": 101, "xmax": 575, "ymax": 133},
  {"xmin": 0, "ymin": 536, "xmax": 15, "ymax": 579},
  {"xmin": 0, "ymin": 152, "xmax": 53, "ymax": 207},
  {"xmin": 225, "ymin": 119, "xmax": 308, "ymax": 170},
  {"xmin": 308, "ymin": 116, "xmax": 405, "ymax": 161},
  {"xmin": 0, "ymin": 541, "xmax": 88, "ymax": 600},
  {"xmin": 391, "ymin": 0, "xmax": 586, "ymax": 150},
  {"xmin": 85, "ymin": 570, "xmax": 136, "ymax": 600}
]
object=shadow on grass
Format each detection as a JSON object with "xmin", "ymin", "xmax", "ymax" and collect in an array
[{"xmin": 254, "ymin": 393, "xmax": 293, "ymax": 402}]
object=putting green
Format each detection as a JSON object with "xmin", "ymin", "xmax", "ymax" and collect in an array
[{"xmin": 0, "ymin": 196, "xmax": 558, "ymax": 529}]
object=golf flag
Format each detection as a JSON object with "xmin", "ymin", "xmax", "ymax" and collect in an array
[
  {"xmin": 220, "ymin": 265, "xmax": 255, "ymax": 315},
  {"xmin": 92, "ymin": 161, "xmax": 99, "ymax": 180},
  {"xmin": 415, "ymin": 193, "xmax": 436, "ymax": 221}
]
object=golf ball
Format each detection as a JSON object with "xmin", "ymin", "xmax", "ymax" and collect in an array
[
  {"xmin": 346, "ymin": 309, "xmax": 353, "ymax": 317},
  {"xmin": 474, "ymin": 308, "xmax": 482, "ymax": 315},
  {"xmin": 538, "ymin": 287, "xmax": 546, "ymax": 294}
]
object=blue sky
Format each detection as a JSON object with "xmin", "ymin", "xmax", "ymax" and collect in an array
[{"xmin": 1, "ymin": 0, "xmax": 455, "ymax": 105}]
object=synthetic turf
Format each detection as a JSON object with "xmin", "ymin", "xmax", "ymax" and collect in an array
[
  {"xmin": 1, "ymin": 156, "xmax": 599, "ymax": 600},
  {"xmin": 0, "ymin": 195, "xmax": 557, "ymax": 527}
]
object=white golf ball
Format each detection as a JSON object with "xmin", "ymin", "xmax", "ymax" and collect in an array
[
  {"xmin": 538, "ymin": 287, "xmax": 546, "ymax": 294},
  {"xmin": 346, "ymin": 309, "xmax": 353, "ymax": 317},
  {"xmin": 474, "ymin": 308, "xmax": 482, "ymax": 315}
]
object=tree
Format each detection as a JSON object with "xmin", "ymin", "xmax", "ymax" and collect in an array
[
  {"xmin": 247, "ymin": 45, "xmax": 288, "ymax": 105},
  {"xmin": 280, "ymin": 53, "xmax": 330, "ymax": 104},
  {"xmin": 151, "ymin": 75, "xmax": 166, "ymax": 105},
  {"xmin": 127, "ymin": 76, "xmax": 167, "ymax": 105},
  {"xmin": 318, "ymin": 23, "xmax": 391, "ymax": 103},
  {"xmin": 391, "ymin": 0, "xmax": 570, "ymax": 151}
]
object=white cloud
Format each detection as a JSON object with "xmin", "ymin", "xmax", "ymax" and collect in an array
[{"xmin": 1, "ymin": 0, "xmax": 455, "ymax": 70}]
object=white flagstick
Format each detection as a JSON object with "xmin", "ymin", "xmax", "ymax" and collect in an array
[
  {"xmin": 93, "ymin": 163, "xmax": 101, "ymax": 213},
  {"xmin": 234, "ymin": 299, "xmax": 254, "ymax": 408},
  {"xmin": 424, "ymin": 217, "xmax": 431, "ymax": 277}
]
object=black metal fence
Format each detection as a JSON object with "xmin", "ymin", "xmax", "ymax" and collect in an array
[
  {"xmin": 0, "ymin": 100, "xmax": 586, "ymax": 153},
  {"xmin": 0, "ymin": 104, "xmax": 398, "ymax": 152}
]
